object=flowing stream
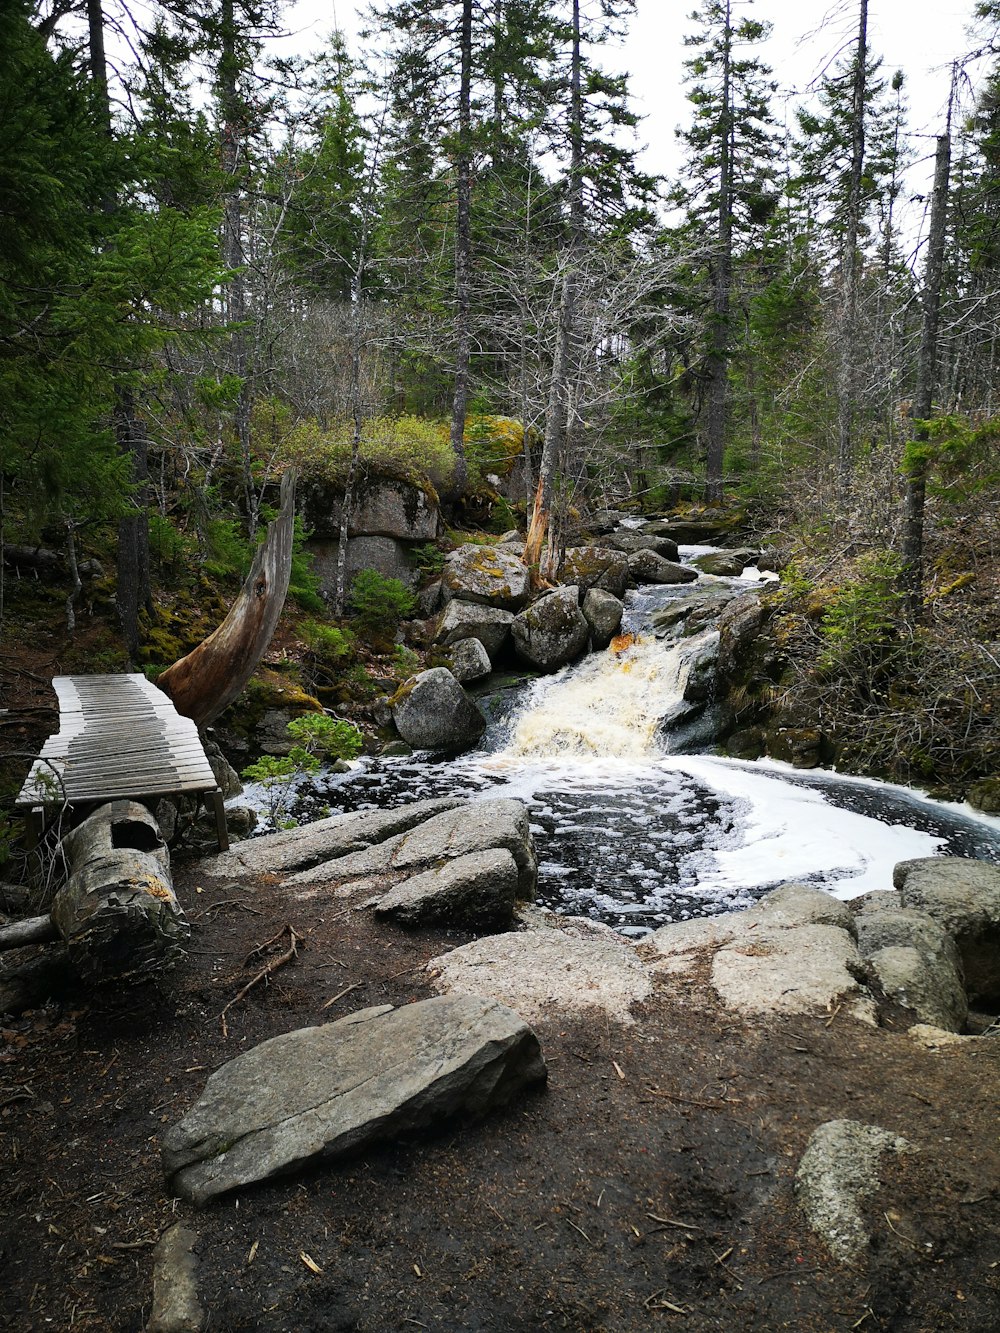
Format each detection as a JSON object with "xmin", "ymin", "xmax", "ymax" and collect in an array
[{"xmin": 248, "ymin": 550, "xmax": 1000, "ymax": 935}]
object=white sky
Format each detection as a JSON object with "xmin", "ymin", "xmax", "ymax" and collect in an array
[{"xmin": 276, "ymin": 0, "xmax": 992, "ymax": 257}]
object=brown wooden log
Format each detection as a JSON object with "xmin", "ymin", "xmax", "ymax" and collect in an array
[
  {"xmin": 157, "ymin": 470, "xmax": 297, "ymax": 728},
  {"xmin": 50, "ymin": 801, "xmax": 188, "ymax": 982},
  {"xmin": 0, "ymin": 947, "xmax": 73, "ymax": 1015}
]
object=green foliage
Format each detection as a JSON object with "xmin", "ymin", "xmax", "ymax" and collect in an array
[
  {"xmin": 391, "ymin": 644, "xmax": 420, "ymax": 677},
  {"xmin": 902, "ymin": 414, "xmax": 1000, "ymax": 499},
  {"xmin": 204, "ymin": 517, "xmax": 251, "ymax": 579},
  {"xmin": 818, "ymin": 552, "xmax": 907, "ymax": 671},
  {"xmin": 242, "ymin": 713, "xmax": 363, "ymax": 825},
  {"xmin": 347, "ymin": 570, "xmax": 417, "ymax": 637},
  {"xmin": 286, "ymin": 712, "xmax": 363, "ymax": 763},
  {"xmin": 280, "ymin": 415, "xmax": 453, "ymax": 492},
  {"xmin": 410, "ymin": 543, "xmax": 446, "ymax": 576},
  {"xmin": 301, "ymin": 620, "xmax": 356, "ymax": 663}
]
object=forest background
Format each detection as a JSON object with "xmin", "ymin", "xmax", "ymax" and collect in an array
[{"xmin": 2, "ymin": 0, "xmax": 999, "ymax": 814}]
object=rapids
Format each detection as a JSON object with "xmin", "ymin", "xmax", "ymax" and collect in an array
[{"xmin": 242, "ymin": 549, "xmax": 1000, "ymax": 935}]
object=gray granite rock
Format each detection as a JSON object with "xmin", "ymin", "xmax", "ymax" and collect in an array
[
  {"xmin": 690, "ymin": 548, "xmax": 758, "ymax": 577},
  {"xmin": 287, "ymin": 798, "xmax": 537, "ymax": 901},
  {"xmin": 866, "ymin": 944, "xmax": 968, "ymax": 1032},
  {"xmin": 625, "ymin": 549, "xmax": 698, "ymax": 585},
  {"xmin": 374, "ymin": 848, "xmax": 520, "ymax": 927},
  {"xmin": 604, "ymin": 531, "xmax": 680, "ymax": 562},
  {"xmin": 795, "ymin": 1120, "xmax": 912, "ymax": 1263},
  {"xmin": 391, "ymin": 668, "xmax": 486, "ymax": 752},
  {"xmin": 581, "ymin": 588, "xmax": 624, "ymax": 649},
  {"xmin": 441, "ymin": 544, "xmax": 530, "ymax": 611},
  {"xmin": 204, "ymin": 798, "xmax": 464, "ymax": 878},
  {"xmin": 512, "ymin": 587, "xmax": 590, "ymax": 671},
  {"xmin": 162, "ymin": 996, "xmax": 547, "ymax": 1205},
  {"xmin": 445, "ymin": 636, "xmax": 493, "ymax": 683},
  {"xmin": 894, "ymin": 857, "xmax": 1000, "ymax": 1004},
  {"xmin": 559, "ymin": 546, "xmax": 629, "ymax": 598},
  {"xmin": 146, "ymin": 1225, "xmax": 203, "ymax": 1333},
  {"xmin": 434, "ymin": 600, "xmax": 515, "ymax": 663}
]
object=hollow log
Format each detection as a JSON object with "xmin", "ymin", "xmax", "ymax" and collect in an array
[
  {"xmin": 157, "ymin": 469, "xmax": 297, "ymax": 728},
  {"xmin": 50, "ymin": 801, "xmax": 188, "ymax": 982}
]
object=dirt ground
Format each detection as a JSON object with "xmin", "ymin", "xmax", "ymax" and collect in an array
[{"xmin": 3, "ymin": 849, "xmax": 1000, "ymax": 1333}]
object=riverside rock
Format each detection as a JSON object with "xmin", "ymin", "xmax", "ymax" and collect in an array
[
  {"xmin": 852, "ymin": 898, "xmax": 967, "ymax": 1031},
  {"xmin": 625, "ymin": 549, "xmax": 698, "ymax": 585},
  {"xmin": 894, "ymin": 857, "xmax": 1000, "ymax": 1005},
  {"xmin": 581, "ymin": 588, "xmax": 624, "ymax": 649},
  {"xmin": 162, "ymin": 996, "xmax": 547, "ymax": 1206},
  {"xmin": 605, "ymin": 531, "xmax": 680, "ymax": 562},
  {"xmin": 511, "ymin": 586, "xmax": 590, "ymax": 671},
  {"xmin": 441, "ymin": 544, "xmax": 530, "ymax": 611},
  {"xmin": 391, "ymin": 668, "xmax": 486, "ymax": 752},
  {"xmin": 374, "ymin": 847, "xmax": 520, "ymax": 928},
  {"xmin": 285, "ymin": 798, "xmax": 538, "ymax": 903},
  {"xmin": 434, "ymin": 600, "xmax": 515, "ymax": 662},
  {"xmin": 690, "ymin": 548, "xmax": 758, "ymax": 577},
  {"xmin": 558, "ymin": 546, "xmax": 629, "ymax": 598},
  {"xmin": 445, "ymin": 636, "xmax": 492, "ymax": 683}
]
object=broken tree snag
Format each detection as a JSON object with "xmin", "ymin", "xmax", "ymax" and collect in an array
[
  {"xmin": 50, "ymin": 801, "xmax": 189, "ymax": 983},
  {"xmin": 157, "ymin": 469, "xmax": 297, "ymax": 728}
]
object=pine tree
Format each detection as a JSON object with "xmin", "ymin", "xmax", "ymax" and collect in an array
[{"xmin": 672, "ymin": 0, "xmax": 778, "ymax": 501}]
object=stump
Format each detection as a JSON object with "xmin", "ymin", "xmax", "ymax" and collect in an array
[{"xmin": 50, "ymin": 801, "xmax": 188, "ymax": 982}]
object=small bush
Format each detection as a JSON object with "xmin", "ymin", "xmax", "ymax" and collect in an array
[
  {"xmin": 301, "ymin": 620, "xmax": 355, "ymax": 663},
  {"xmin": 818, "ymin": 551, "xmax": 906, "ymax": 672},
  {"xmin": 347, "ymin": 570, "xmax": 416, "ymax": 638}
]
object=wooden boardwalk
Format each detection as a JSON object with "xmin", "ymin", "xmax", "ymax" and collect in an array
[{"xmin": 16, "ymin": 674, "xmax": 228, "ymax": 849}]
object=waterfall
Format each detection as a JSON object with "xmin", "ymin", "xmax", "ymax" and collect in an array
[{"xmin": 500, "ymin": 628, "xmax": 717, "ymax": 761}]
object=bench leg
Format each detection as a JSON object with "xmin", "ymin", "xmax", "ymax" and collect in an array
[
  {"xmin": 22, "ymin": 806, "xmax": 44, "ymax": 851},
  {"xmin": 210, "ymin": 788, "xmax": 229, "ymax": 852}
]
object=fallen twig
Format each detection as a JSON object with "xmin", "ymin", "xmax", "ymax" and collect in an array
[
  {"xmin": 192, "ymin": 899, "xmax": 263, "ymax": 921},
  {"xmin": 322, "ymin": 982, "xmax": 363, "ymax": 1011},
  {"xmin": 646, "ymin": 1085, "xmax": 739, "ymax": 1110},
  {"xmin": 221, "ymin": 925, "xmax": 302, "ymax": 1038},
  {"xmin": 646, "ymin": 1213, "xmax": 702, "ymax": 1232}
]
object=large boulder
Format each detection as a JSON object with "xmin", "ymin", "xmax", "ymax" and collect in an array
[
  {"xmin": 307, "ymin": 534, "xmax": 418, "ymax": 598},
  {"xmin": 894, "ymin": 857, "xmax": 1000, "ymax": 1006},
  {"xmin": 303, "ymin": 476, "xmax": 440, "ymax": 542},
  {"xmin": 441, "ymin": 544, "xmax": 530, "ymax": 611},
  {"xmin": 626, "ymin": 549, "xmax": 698, "ymax": 586},
  {"xmin": 162, "ymin": 995, "xmax": 547, "ymax": 1205},
  {"xmin": 558, "ymin": 546, "xmax": 629, "ymax": 598},
  {"xmin": 284, "ymin": 798, "xmax": 538, "ymax": 903},
  {"xmin": 391, "ymin": 668, "xmax": 486, "ymax": 752},
  {"xmin": 434, "ymin": 600, "xmax": 515, "ymax": 663},
  {"xmin": 716, "ymin": 591, "xmax": 769, "ymax": 680},
  {"xmin": 582, "ymin": 588, "xmax": 624, "ymax": 649},
  {"xmin": 511, "ymin": 587, "xmax": 590, "ymax": 671},
  {"xmin": 445, "ymin": 636, "xmax": 492, "ymax": 683},
  {"xmin": 374, "ymin": 848, "xmax": 520, "ymax": 928},
  {"xmin": 605, "ymin": 531, "xmax": 680, "ymax": 562},
  {"xmin": 691, "ymin": 548, "xmax": 758, "ymax": 577},
  {"xmin": 639, "ymin": 512, "xmax": 744, "ymax": 544}
]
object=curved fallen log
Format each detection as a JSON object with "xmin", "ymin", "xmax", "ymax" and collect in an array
[
  {"xmin": 50, "ymin": 800, "xmax": 189, "ymax": 983},
  {"xmin": 157, "ymin": 470, "xmax": 297, "ymax": 728},
  {"xmin": 0, "ymin": 914, "xmax": 58, "ymax": 950}
]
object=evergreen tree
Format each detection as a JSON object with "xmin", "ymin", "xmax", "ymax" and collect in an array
[{"xmin": 672, "ymin": 0, "xmax": 778, "ymax": 501}]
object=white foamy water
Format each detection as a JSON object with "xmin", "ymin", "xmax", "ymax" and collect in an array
[{"xmin": 502, "ymin": 631, "xmax": 713, "ymax": 760}]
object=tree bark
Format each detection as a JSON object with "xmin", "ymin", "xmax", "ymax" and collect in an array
[
  {"xmin": 157, "ymin": 469, "xmax": 297, "ymax": 727},
  {"xmin": 0, "ymin": 915, "xmax": 58, "ymax": 951},
  {"xmin": 902, "ymin": 128, "xmax": 951, "ymax": 619},
  {"xmin": 50, "ymin": 801, "xmax": 187, "ymax": 983}
]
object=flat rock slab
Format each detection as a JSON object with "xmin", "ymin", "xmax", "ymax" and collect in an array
[
  {"xmin": 796, "ymin": 1119, "xmax": 912, "ymax": 1263},
  {"xmin": 162, "ymin": 995, "xmax": 546, "ymax": 1206},
  {"xmin": 374, "ymin": 848, "xmax": 519, "ymax": 928},
  {"xmin": 287, "ymin": 799, "xmax": 537, "ymax": 903},
  {"xmin": 712, "ymin": 923, "xmax": 876, "ymax": 1023},
  {"xmin": 202, "ymin": 798, "xmax": 463, "ymax": 878},
  {"xmin": 428, "ymin": 924, "xmax": 652, "ymax": 1025}
]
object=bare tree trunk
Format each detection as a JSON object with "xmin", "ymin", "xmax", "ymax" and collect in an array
[
  {"xmin": 448, "ymin": 0, "xmax": 474, "ymax": 499},
  {"xmin": 902, "ymin": 126, "xmax": 952, "ymax": 619},
  {"xmin": 836, "ymin": 0, "xmax": 869, "ymax": 488}
]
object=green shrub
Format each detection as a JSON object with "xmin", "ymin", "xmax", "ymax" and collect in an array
[
  {"xmin": 347, "ymin": 570, "xmax": 416, "ymax": 637},
  {"xmin": 281, "ymin": 415, "xmax": 454, "ymax": 492},
  {"xmin": 410, "ymin": 543, "xmax": 446, "ymax": 577},
  {"xmin": 286, "ymin": 712, "xmax": 363, "ymax": 762},
  {"xmin": 818, "ymin": 551, "xmax": 906, "ymax": 672},
  {"xmin": 301, "ymin": 619, "xmax": 355, "ymax": 663},
  {"xmin": 242, "ymin": 713, "xmax": 363, "ymax": 826}
]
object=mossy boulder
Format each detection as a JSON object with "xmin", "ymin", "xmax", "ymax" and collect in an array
[
  {"xmin": 626, "ymin": 550, "xmax": 698, "ymax": 586},
  {"xmin": 581, "ymin": 588, "xmax": 624, "ymax": 649},
  {"xmin": 441, "ymin": 544, "xmax": 531, "ymax": 612},
  {"xmin": 559, "ymin": 546, "xmax": 629, "ymax": 599},
  {"xmin": 967, "ymin": 778, "xmax": 1000, "ymax": 815},
  {"xmin": 391, "ymin": 668, "xmax": 486, "ymax": 753},
  {"xmin": 511, "ymin": 587, "xmax": 589, "ymax": 672}
]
